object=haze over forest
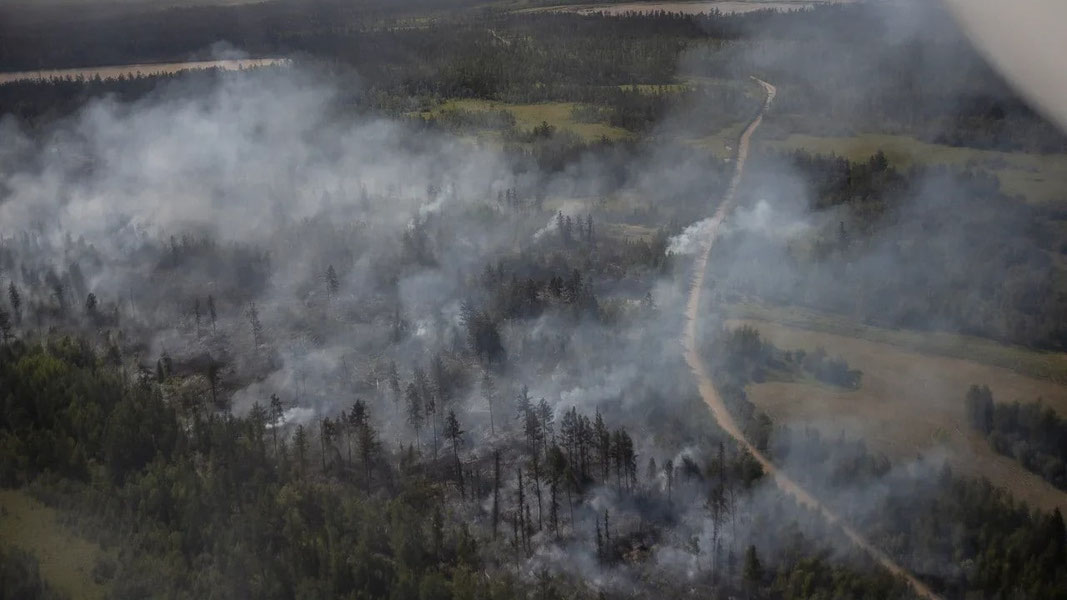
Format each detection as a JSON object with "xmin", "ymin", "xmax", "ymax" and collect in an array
[{"xmin": 2, "ymin": 1, "xmax": 1067, "ymax": 599}]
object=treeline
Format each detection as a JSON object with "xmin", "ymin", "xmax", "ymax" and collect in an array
[
  {"xmin": 0, "ymin": 333, "xmax": 909, "ymax": 600},
  {"xmin": 0, "ymin": 547, "xmax": 63, "ymax": 600},
  {"xmin": 708, "ymin": 324, "xmax": 862, "ymax": 389},
  {"xmin": 774, "ymin": 427, "xmax": 1067, "ymax": 599},
  {"xmin": 6, "ymin": 4, "xmax": 1063, "ymax": 154},
  {"xmin": 717, "ymin": 148, "xmax": 1067, "ymax": 350},
  {"xmin": 0, "ymin": 335, "xmax": 645, "ymax": 598},
  {"xmin": 965, "ymin": 384, "xmax": 1067, "ymax": 491}
]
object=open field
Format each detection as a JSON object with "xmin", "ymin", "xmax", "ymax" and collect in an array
[
  {"xmin": 758, "ymin": 132, "xmax": 1067, "ymax": 204},
  {"xmin": 727, "ymin": 317, "xmax": 1067, "ymax": 514},
  {"xmin": 519, "ymin": 1, "xmax": 838, "ymax": 16},
  {"xmin": 682, "ymin": 121, "xmax": 749, "ymax": 159},
  {"xmin": 0, "ymin": 58, "xmax": 289, "ymax": 85},
  {"xmin": 0, "ymin": 489, "xmax": 110, "ymax": 599},
  {"xmin": 727, "ymin": 301, "xmax": 1067, "ymax": 384},
  {"xmin": 421, "ymin": 99, "xmax": 632, "ymax": 141}
]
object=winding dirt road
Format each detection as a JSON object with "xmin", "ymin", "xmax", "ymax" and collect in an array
[{"xmin": 681, "ymin": 78, "xmax": 943, "ymax": 600}]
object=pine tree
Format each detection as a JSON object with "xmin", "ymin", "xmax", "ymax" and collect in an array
[
  {"xmin": 492, "ymin": 450, "xmax": 501, "ymax": 538},
  {"xmin": 664, "ymin": 459, "xmax": 674, "ymax": 502},
  {"xmin": 0, "ymin": 308, "xmax": 11, "ymax": 342},
  {"xmin": 416, "ymin": 367, "xmax": 438, "ymax": 459},
  {"xmin": 743, "ymin": 544, "xmax": 762, "ymax": 584},
  {"xmin": 85, "ymin": 293, "xmax": 97, "ymax": 318},
  {"xmin": 549, "ymin": 478, "xmax": 559, "ymax": 536},
  {"xmin": 294, "ymin": 424, "xmax": 309, "ymax": 474},
  {"xmin": 207, "ymin": 295, "xmax": 217, "ymax": 334},
  {"xmin": 207, "ymin": 361, "xmax": 221, "ymax": 408},
  {"xmin": 388, "ymin": 361, "xmax": 401, "ymax": 413},
  {"xmin": 445, "ymin": 409, "xmax": 465, "ymax": 498},
  {"xmin": 247, "ymin": 302, "xmax": 264, "ymax": 348},
  {"xmin": 269, "ymin": 394, "xmax": 284, "ymax": 455},
  {"xmin": 8, "ymin": 282, "xmax": 21, "ymax": 323},
  {"xmin": 537, "ymin": 398, "xmax": 554, "ymax": 455},
  {"xmin": 482, "ymin": 370, "xmax": 497, "ymax": 436},
  {"xmin": 325, "ymin": 264, "xmax": 340, "ymax": 298},
  {"xmin": 358, "ymin": 416, "xmax": 378, "ymax": 488},
  {"xmin": 406, "ymin": 382, "xmax": 423, "ymax": 452}
]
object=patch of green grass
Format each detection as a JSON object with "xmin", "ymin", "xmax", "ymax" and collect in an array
[
  {"xmin": 683, "ymin": 120, "xmax": 748, "ymax": 160},
  {"xmin": 0, "ymin": 489, "xmax": 111, "ymax": 600},
  {"xmin": 759, "ymin": 132, "xmax": 1067, "ymax": 205},
  {"xmin": 422, "ymin": 99, "xmax": 632, "ymax": 142},
  {"xmin": 725, "ymin": 301, "xmax": 1067, "ymax": 385}
]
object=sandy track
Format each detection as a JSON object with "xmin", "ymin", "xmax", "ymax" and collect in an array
[{"xmin": 681, "ymin": 78, "xmax": 943, "ymax": 600}]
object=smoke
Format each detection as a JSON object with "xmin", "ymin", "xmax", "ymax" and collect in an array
[{"xmin": 2, "ymin": 0, "xmax": 1063, "ymax": 592}]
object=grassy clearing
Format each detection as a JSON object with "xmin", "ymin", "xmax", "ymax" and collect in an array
[
  {"xmin": 725, "ymin": 317, "xmax": 1067, "ymax": 514},
  {"xmin": 422, "ymin": 99, "xmax": 632, "ymax": 142},
  {"xmin": 0, "ymin": 489, "xmax": 110, "ymax": 600},
  {"xmin": 758, "ymin": 132, "xmax": 1067, "ymax": 205},
  {"xmin": 726, "ymin": 301, "xmax": 1067, "ymax": 384},
  {"xmin": 683, "ymin": 120, "xmax": 748, "ymax": 159}
]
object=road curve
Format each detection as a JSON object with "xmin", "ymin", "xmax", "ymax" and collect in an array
[{"xmin": 681, "ymin": 78, "xmax": 944, "ymax": 600}]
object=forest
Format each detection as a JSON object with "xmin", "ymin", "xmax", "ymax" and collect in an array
[
  {"xmin": 2, "ymin": 1, "xmax": 1067, "ymax": 599},
  {"xmin": 966, "ymin": 385, "xmax": 1067, "ymax": 492}
]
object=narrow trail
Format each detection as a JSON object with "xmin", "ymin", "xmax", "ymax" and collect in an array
[{"xmin": 681, "ymin": 77, "xmax": 944, "ymax": 600}]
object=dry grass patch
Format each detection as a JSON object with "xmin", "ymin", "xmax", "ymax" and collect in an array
[
  {"xmin": 758, "ymin": 132, "xmax": 1067, "ymax": 205},
  {"xmin": 728, "ymin": 302, "xmax": 1067, "ymax": 384},
  {"xmin": 0, "ymin": 489, "xmax": 111, "ymax": 600},
  {"xmin": 422, "ymin": 99, "xmax": 631, "ymax": 142},
  {"xmin": 725, "ymin": 317, "xmax": 1067, "ymax": 513}
]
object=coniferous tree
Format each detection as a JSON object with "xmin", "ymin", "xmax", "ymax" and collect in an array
[
  {"xmin": 357, "ymin": 414, "xmax": 378, "ymax": 487},
  {"xmin": 207, "ymin": 294, "xmax": 217, "ymax": 334},
  {"xmin": 294, "ymin": 424, "xmax": 309, "ymax": 474},
  {"xmin": 0, "ymin": 308, "xmax": 11, "ymax": 342},
  {"xmin": 415, "ymin": 367, "xmax": 438, "ymax": 458},
  {"xmin": 387, "ymin": 361, "xmax": 401, "ymax": 414},
  {"xmin": 406, "ymin": 382, "xmax": 423, "ymax": 451},
  {"xmin": 207, "ymin": 361, "xmax": 221, "ymax": 408},
  {"xmin": 492, "ymin": 450, "xmax": 501, "ymax": 538},
  {"xmin": 664, "ymin": 458, "xmax": 674, "ymax": 502},
  {"xmin": 269, "ymin": 394, "xmax": 284, "ymax": 455},
  {"xmin": 445, "ymin": 409, "xmax": 465, "ymax": 497},
  {"xmin": 84, "ymin": 293, "xmax": 97, "ymax": 318},
  {"xmin": 743, "ymin": 545, "xmax": 762, "ymax": 585},
  {"xmin": 482, "ymin": 370, "xmax": 497, "ymax": 436},
  {"xmin": 537, "ymin": 398, "xmax": 554, "ymax": 455},
  {"xmin": 7, "ymin": 282, "xmax": 21, "ymax": 323},
  {"xmin": 325, "ymin": 264, "xmax": 340, "ymax": 298},
  {"xmin": 247, "ymin": 302, "xmax": 264, "ymax": 348}
]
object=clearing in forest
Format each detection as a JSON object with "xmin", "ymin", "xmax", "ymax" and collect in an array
[
  {"xmin": 758, "ymin": 132, "xmax": 1067, "ymax": 205},
  {"xmin": 418, "ymin": 99, "xmax": 632, "ymax": 142},
  {"xmin": 727, "ymin": 316, "xmax": 1067, "ymax": 514},
  {"xmin": 0, "ymin": 489, "xmax": 111, "ymax": 600}
]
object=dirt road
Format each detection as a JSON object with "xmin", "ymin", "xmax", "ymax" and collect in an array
[{"xmin": 681, "ymin": 78, "xmax": 943, "ymax": 600}]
